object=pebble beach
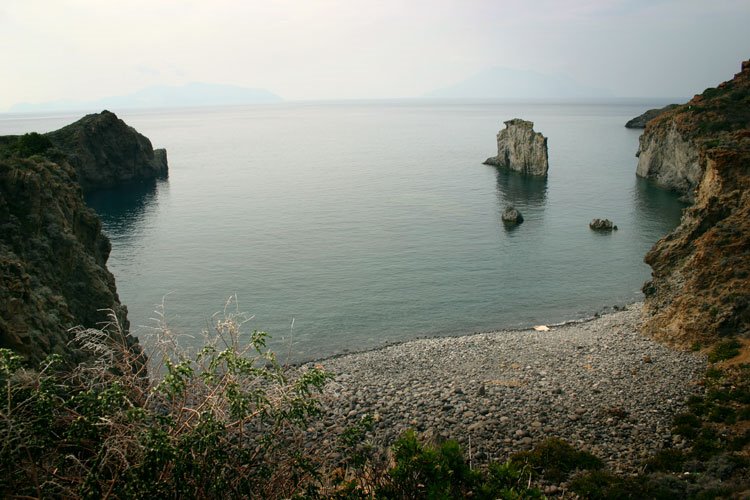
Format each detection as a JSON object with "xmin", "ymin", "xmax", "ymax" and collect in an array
[{"xmin": 306, "ymin": 303, "xmax": 706, "ymax": 473}]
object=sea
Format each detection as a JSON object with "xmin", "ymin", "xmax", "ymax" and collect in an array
[{"xmin": 0, "ymin": 99, "xmax": 686, "ymax": 362}]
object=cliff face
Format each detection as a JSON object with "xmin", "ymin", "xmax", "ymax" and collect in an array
[
  {"xmin": 484, "ymin": 119, "xmax": 549, "ymax": 176},
  {"xmin": 46, "ymin": 110, "xmax": 167, "ymax": 191},
  {"xmin": 636, "ymin": 122, "xmax": 702, "ymax": 200},
  {"xmin": 0, "ymin": 156, "xmax": 139, "ymax": 364},
  {"xmin": 641, "ymin": 60, "xmax": 750, "ymax": 346}
]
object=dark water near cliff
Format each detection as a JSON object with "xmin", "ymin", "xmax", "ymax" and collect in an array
[{"xmin": 1, "ymin": 100, "xmax": 685, "ymax": 361}]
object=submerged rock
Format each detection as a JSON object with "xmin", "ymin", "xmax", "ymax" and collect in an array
[
  {"xmin": 484, "ymin": 119, "xmax": 549, "ymax": 176},
  {"xmin": 45, "ymin": 110, "xmax": 168, "ymax": 191},
  {"xmin": 625, "ymin": 104, "xmax": 679, "ymax": 128},
  {"xmin": 589, "ymin": 218, "xmax": 617, "ymax": 231},
  {"xmin": 501, "ymin": 206, "xmax": 524, "ymax": 225}
]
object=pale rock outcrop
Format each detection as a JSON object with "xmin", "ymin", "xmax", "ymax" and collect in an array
[
  {"xmin": 636, "ymin": 122, "xmax": 702, "ymax": 201},
  {"xmin": 484, "ymin": 119, "xmax": 549, "ymax": 176}
]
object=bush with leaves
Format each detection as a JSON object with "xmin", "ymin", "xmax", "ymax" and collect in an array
[{"xmin": 0, "ymin": 301, "xmax": 332, "ymax": 498}]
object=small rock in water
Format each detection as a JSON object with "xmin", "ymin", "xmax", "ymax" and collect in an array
[
  {"xmin": 502, "ymin": 206, "xmax": 524, "ymax": 225},
  {"xmin": 590, "ymin": 218, "xmax": 617, "ymax": 231}
]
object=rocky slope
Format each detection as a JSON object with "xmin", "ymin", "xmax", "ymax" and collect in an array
[
  {"xmin": 45, "ymin": 110, "xmax": 168, "ymax": 191},
  {"xmin": 625, "ymin": 104, "xmax": 678, "ymax": 128},
  {"xmin": 0, "ymin": 156, "xmax": 141, "ymax": 364},
  {"xmin": 641, "ymin": 60, "xmax": 750, "ymax": 347},
  {"xmin": 484, "ymin": 119, "xmax": 549, "ymax": 176},
  {"xmin": 0, "ymin": 112, "xmax": 162, "ymax": 365}
]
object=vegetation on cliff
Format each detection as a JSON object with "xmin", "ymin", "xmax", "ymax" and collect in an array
[{"xmin": 641, "ymin": 60, "xmax": 750, "ymax": 348}]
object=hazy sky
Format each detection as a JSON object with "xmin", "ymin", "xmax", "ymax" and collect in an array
[{"xmin": 1, "ymin": 0, "xmax": 748, "ymax": 109}]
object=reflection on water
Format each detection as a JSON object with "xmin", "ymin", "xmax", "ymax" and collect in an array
[
  {"xmin": 494, "ymin": 167, "xmax": 548, "ymax": 208},
  {"xmin": 494, "ymin": 167, "xmax": 548, "ymax": 232},
  {"xmin": 632, "ymin": 177, "xmax": 686, "ymax": 230},
  {"xmin": 84, "ymin": 180, "xmax": 167, "ymax": 243}
]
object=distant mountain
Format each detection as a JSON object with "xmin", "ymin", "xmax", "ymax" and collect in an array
[
  {"xmin": 425, "ymin": 67, "xmax": 613, "ymax": 99},
  {"xmin": 9, "ymin": 83, "xmax": 283, "ymax": 113}
]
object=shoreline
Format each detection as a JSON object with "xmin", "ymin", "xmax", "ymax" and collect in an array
[
  {"xmin": 303, "ymin": 303, "xmax": 706, "ymax": 474},
  {"xmin": 296, "ymin": 301, "xmax": 635, "ymax": 367}
]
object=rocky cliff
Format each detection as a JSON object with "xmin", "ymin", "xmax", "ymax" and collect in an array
[
  {"xmin": 0, "ymin": 111, "xmax": 162, "ymax": 365},
  {"xmin": 625, "ymin": 104, "xmax": 679, "ymax": 128},
  {"xmin": 0, "ymin": 156, "xmax": 140, "ymax": 364},
  {"xmin": 641, "ymin": 60, "xmax": 750, "ymax": 347},
  {"xmin": 484, "ymin": 119, "xmax": 549, "ymax": 176},
  {"xmin": 46, "ymin": 110, "xmax": 168, "ymax": 191}
]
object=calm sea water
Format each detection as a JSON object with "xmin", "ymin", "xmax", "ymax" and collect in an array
[{"xmin": 1, "ymin": 100, "xmax": 685, "ymax": 361}]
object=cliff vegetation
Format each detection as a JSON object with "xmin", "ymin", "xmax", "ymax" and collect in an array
[{"xmin": 641, "ymin": 60, "xmax": 750, "ymax": 348}]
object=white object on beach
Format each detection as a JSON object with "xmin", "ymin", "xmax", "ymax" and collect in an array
[{"xmin": 533, "ymin": 325, "xmax": 550, "ymax": 331}]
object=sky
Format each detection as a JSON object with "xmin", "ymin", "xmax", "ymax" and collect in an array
[{"xmin": 1, "ymin": 0, "xmax": 749, "ymax": 110}]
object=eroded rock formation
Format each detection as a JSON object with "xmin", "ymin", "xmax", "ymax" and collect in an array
[
  {"xmin": 484, "ymin": 119, "xmax": 549, "ymax": 176},
  {"xmin": 46, "ymin": 110, "xmax": 168, "ymax": 191},
  {"xmin": 641, "ymin": 60, "xmax": 750, "ymax": 347}
]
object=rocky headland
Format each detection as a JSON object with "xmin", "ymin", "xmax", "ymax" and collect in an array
[
  {"xmin": 640, "ymin": 60, "xmax": 750, "ymax": 347},
  {"xmin": 0, "ymin": 111, "xmax": 165, "ymax": 364},
  {"xmin": 484, "ymin": 119, "xmax": 549, "ymax": 176},
  {"xmin": 625, "ymin": 104, "xmax": 679, "ymax": 129},
  {"xmin": 46, "ymin": 110, "xmax": 168, "ymax": 191}
]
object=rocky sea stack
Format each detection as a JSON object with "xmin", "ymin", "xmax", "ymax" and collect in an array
[
  {"xmin": 0, "ymin": 111, "xmax": 163, "ymax": 364},
  {"xmin": 484, "ymin": 119, "xmax": 549, "ymax": 176},
  {"xmin": 641, "ymin": 59, "xmax": 750, "ymax": 347}
]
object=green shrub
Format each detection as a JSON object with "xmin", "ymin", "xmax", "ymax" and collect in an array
[
  {"xmin": 377, "ymin": 430, "xmax": 481, "ymax": 499},
  {"xmin": 510, "ymin": 437, "xmax": 603, "ymax": 483},
  {"xmin": 708, "ymin": 339, "xmax": 742, "ymax": 362},
  {"xmin": 569, "ymin": 470, "xmax": 634, "ymax": 499},
  {"xmin": 375, "ymin": 431, "xmax": 542, "ymax": 499},
  {"xmin": 13, "ymin": 132, "xmax": 53, "ymax": 157},
  {"xmin": 0, "ymin": 304, "xmax": 333, "ymax": 498},
  {"xmin": 644, "ymin": 449, "xmax": 687, "ymax": 472}
]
